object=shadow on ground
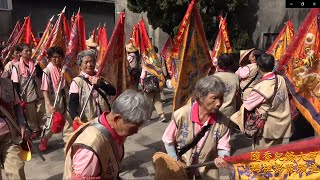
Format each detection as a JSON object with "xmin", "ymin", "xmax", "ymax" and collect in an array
[{"xmin": 121, "ymin": 140, "xmax": 164, "ymax": 178}]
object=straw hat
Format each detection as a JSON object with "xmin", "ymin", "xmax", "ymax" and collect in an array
[
  {"xmin": 152, "ymin": 152, "xmax": 189, "ymax": 180},
  {"xmin": 239, "ymin": 48, "xmax": 254, "ymax": 66},
  {"xmin": 86, "ymin": 35, "xmax": 98, "ymax": 48},
  {"xmin": 126, "ymin": 42, "xmax": 138, "ymax": 53}
]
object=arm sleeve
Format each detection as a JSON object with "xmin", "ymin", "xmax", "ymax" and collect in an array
[
  {"xmin": 243, "ymin": 90, "xmax": 266, "ymax": 111},
  {"xmin": 11, "ymin": 67, "xmax": 19, "ymax": 83},
  {"xmin": 69, "ymin": 93, "xmax": 80, "ymax": 120},
  {"xmin": 72, "ymin": 146, "xmax": 101, "ymax": 178},
  {"xmin": 217, "ymin": 128, "xmax": 231, "ymax": 152},
  {"xmin": 13, "ymin": 83, "xmax": 20, "ymax": 98},
  {"xmin": 96, "ymin": 82, "xmax": 116, "ymax": 96},
  {"xmin": 13, "ymin": 90, "xmax": 26, "ymax": 126},
  {"xmin": 35, "ymin": 64, "xmax": 43, "ymax": 78},
  {"xmin": 235, "ymin": 66, "xmax": 250, "ymax": 79},
  {"xmin": 41, "ymin": 73, "xmax": 49, "ymax": 91}
]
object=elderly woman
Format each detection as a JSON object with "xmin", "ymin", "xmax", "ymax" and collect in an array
[
  {"xmin": 162, "ymin": 76, "xmax": 231, "ymax": 179},
  {"xmin": 64, "ymin": 90, "xmax": 149, "ymax": 179},
  {"xmin": 243, "ymin": 54, "xmax": 292, "ymax": 149},
  {"xmin": 2, "ymin": 45, "xmax": 21, "ymax": 78},
  {"xmin": 235, "ymin": 49, "xmax": 262, "ymax": 100},
  {"xmin": 69, "ymin": 50, "xmax": 116, "ymax": 125},
  {"xmin": 39, "ymin": 46, "xmax": 73, "ymax": 151}
]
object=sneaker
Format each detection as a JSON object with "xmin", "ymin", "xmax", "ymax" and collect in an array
[
  {"xmin": 39, "ymin": 138, "xmax": 48, "ymax": 151},
  {"xmin": 159, "ymin": 115, "xmax": 167, "ymax": 123}
]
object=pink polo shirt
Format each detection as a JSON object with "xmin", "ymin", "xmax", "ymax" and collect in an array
[
  {"xmin": 162, "ymin": 102, "xmax": 231, "ymax": 152},
  {"xmin": 243, "ymin": 72, "xmax": 275, "ymax": 111},
  {"xmin": 72, "ymin": 112, "xmax": 124, "ymax": 177},
  {"xmin": 0, "ymin": 83, "xmax": 20, "ymax": 137}
]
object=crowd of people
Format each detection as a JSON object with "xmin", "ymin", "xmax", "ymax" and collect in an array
[{"xmin": 0, "ymin": 36, "xmax": 312, "ymax": 179}]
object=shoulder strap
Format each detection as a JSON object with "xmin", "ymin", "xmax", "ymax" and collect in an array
[
  {"xmin": 177, "ymin": 123, "xmax": 212, "ymax": 157},
  {"xmin": 78, "ymin": 75, "xmax": 111, "ymax": 110},
  {"xmin": 91, "ymin": 122, "xmax": 120, "ymax": 166},
  {"xmin": 241, "ymin": 72, "xmax": 259, "ymax": 92}
]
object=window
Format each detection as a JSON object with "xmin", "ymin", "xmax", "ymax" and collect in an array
[
  {"xmin": 262, "ymin": 32, "xmax": 279, "ymax": 51},
  {"xmin": 0, "ymin": 0, "xmax": 12, "ymax": 10}
]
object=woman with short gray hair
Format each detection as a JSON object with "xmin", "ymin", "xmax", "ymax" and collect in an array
[
  {"xmin": 112, "ymin": 89, "xmax": 149, "ymax": 124},
  {"xmin": 64, "ymin": 90, "xmax": 149, "ymax": 179},
  {"xmin": 69, "ymin": 50, "xmax": 116, "ymax": 129},
  {"xmin": 161, "ymin": 76, "xmax": 231, "ymax": 179}
]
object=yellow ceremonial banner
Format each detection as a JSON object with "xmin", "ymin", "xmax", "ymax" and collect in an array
[
  {"xmin": 211, "ymin": 16, "xmax": 232, "ymax": 66},
  {"xmin": 226, "ymin": 137, "xmax": 320, "ymax": 179},
  {"xmin": 172, "ymin": 0, "xmax": 212, "ymax": 111},
  {"xmin": 266, "ymin": 20, "xmax": 294, "ymax": 71},
  {"xmin": 278, "ymin": 8, "xmax": 320, "ymax": 134}
]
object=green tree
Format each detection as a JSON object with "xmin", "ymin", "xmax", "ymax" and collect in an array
[{"xmin": 127, "ymin": 0, "xmax": 250, "ymax": 53}]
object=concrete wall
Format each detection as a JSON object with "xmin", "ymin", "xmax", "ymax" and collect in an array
[
  {"xmin": 115, "ymin": 0, "xmax": 169, "ymax": 51},
  {"xmin": 11, "ymin": 0, "xmax": 115, "ymax": 40},
  {"xmin": 0, "ymin": 10, "xmax": 12, "ymax": 41},
  {"xmin": 244, "ymin": 0, "xmax": 309, "ymax": 50}
]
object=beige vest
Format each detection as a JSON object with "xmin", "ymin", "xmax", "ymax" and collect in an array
[
  {"xmin": 64, "ymin": 119, "xmax": 122, "ymax": 179},
  {"xmin": 4, "ymin": 61, "xmax": 14, "ymax": 77},
  {"xmin": 213, "ymin": 72, "xmax": 239, "ymax": 118},
  {"xmin": 43, "ymin": 68, "xmax": 69, "ymax": 113},
  {"xmin": 173, "ymin": 104, "xmax": 229, "ymax": 180},
  {"xmin": 0, "ymin": 78, "xmax": 21, "ymax": 144},
  {"xmin": 253, "ymin": 75, "xmax": 292, "ymax": 139},
  {"xmin": 240, "ymin": 63, "xmax": 259, "ymax": 100},
  {"xmin": 13, "ymin": 62, "xmax": 38, "ymax": 103},
  {"xmin": 73, "ymin": 77, "xmax": 109, "ymax": 122}
]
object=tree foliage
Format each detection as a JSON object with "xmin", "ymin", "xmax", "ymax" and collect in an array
[{"xmin": 127, "ymin": 0, "xmax": 250, "ymax": 53}]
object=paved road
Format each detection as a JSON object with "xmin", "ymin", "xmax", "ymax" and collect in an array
[{"xmin": 1, "ymin": 88, "xmax": 252, "ymax": 179}]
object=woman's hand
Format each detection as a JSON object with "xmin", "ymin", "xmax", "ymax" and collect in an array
[
  {"xmin": 89, "ymin": 76, "xmax": 101, "ymax": 85},
  {"xmin": 20, "ymin": 125, "xmax": 31, "ymax": 140},
  {"xmin": 47, "ymin": 104, "xmax": 56, "ymax": 114},
  {"xmin": 214, "ymin": 157, "xmax": 229, "ymax": 168}
]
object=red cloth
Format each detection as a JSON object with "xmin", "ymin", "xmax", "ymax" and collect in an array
[{"xmin": 52, "ymin": 111, "xmax": 65, "ymax": 133}]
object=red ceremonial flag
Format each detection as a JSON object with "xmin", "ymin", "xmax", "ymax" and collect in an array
[
  {"xmin": 2, "ymin": 16, "xmax": 32, "ymax": 61},
  {"xmin": 138, "ymin": 19, "xmax": 165, "ymax": 88},
  {"xmin": 278, "ymin": 8, "xmax": 320, "ymax": 134},
  {"xmin": 62, "ymin": 7, "xmax": 71, "ymax": 44},
  {"xmin": 49, "ymin": 10, "xmax": 69, "ymax": 53},
  {"xmin": 96, "ymin": 12, "xmax": 130, "ymax": 96},
  {"xmin": 211, "ymin": 16, "xmax": 232, "ymax": 66},
  {"xmin": 266, "ymin": 20, "xmax": 294, "ymax": 71},
  {"xmin": 63, "ymin": 10, "xmax": 86, "ymax": 84},
  {"xmin": 31, "ymin": 15, "xmax": 54, "ymax": 69},
  {"xmin": 172, "ymin": 0, "xmax": 212, "ymax": 111},
  {"xmin": 129, "ymin": 24, "xmax": 140, "ymax": 51},
  {"xmin": 225, "ymin": 137, "xmax": 320, "ymax": 179},
  {"xmin": 6, "ymin": 20, "xmax": 21, "ymax": 46},
  {"xmin": 18, "ymin": 16, "xmax": 33, "ymax": 45},
  {"xmin": 97, "ymin": 24, "xmax": 108, "ymax": 65},
  {"xmin": 161, "ymin": 37, "xmax": 174, "ymax": 77}
]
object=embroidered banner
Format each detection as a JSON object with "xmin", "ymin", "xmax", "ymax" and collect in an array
[
  {"xmin": 6, "ymin": 20, "xmax": 21, "ymax": 46},
  {"xmin": 211, "ymin": 16, "xmax": 232, "ymax": 66},
  {"xmin": 278, "ymin": 8, "xmax": 320, "ymax": 134},
  {"xmin": 31, "ymin": 16, "xmax": 53, "ymax": 69},
  {"xmin": 138, "ymin": 19, "xmax": 165, "ymax": 89},
  {"xmin": 266, "ymin": 20, "xmax": 294, "ymax": 71},
  {"xmin": 172, "ymin": 0, "xmax": 212, "ymax": 111},
  {"xmin": 129, "ymin": 24, "xmax": 140, "ymax": 52},
  {"xmin": 161, "ymin": 37, "xmax": 175, "ymax": 77},
  {"xmin": 97, "ymin": 24, "xmax": 108, "ymax": 66},
  {"xmin": 226, "ymin": 137, "xmax": 320, "ymax": 179},
  {"xmin": 96, "ymin": 12, "xmax": 131, "ymax": 97},
  {"xmin": 64, "ymin": 10, "xmax": 86, "ymax": 84}
]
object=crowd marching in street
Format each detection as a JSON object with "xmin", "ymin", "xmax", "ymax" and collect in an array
[{"xmin": 0, "ymin": 3, "xmax": 319, "ymax": 180}]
